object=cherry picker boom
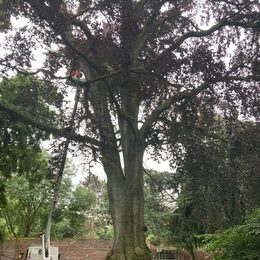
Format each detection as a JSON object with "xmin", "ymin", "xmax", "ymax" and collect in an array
[{"xmin": 24, "ymin": 81, "xmax": 81, "ymax": 260}]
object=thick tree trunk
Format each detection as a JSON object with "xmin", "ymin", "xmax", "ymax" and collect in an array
[
  {"xmin": 83, "ymin": 64, "xmax": 151, "ymax": 258},
  {"xmin": 106, "ymin": 191, "xmax": 151, "ymax": 259},
  {"xmin": 103, "ymin": 148, "xmax": 152, "ymax": 260}
]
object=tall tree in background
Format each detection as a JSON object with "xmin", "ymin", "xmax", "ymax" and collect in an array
[
  {"xmin": 55, "ymin": 177, "xmax": 113, "ymax": 239},
  {"xmin": 0, "ymin": 1, "xmax": 260, "ymax": 259},
  {"xmin": 1, "ymin": 174, "xmax": 50, "ymax": 238},
  {"xmin": 0, "ymin": 75, "xmax": 66, "ymax": 239},
  {"xmin": 165, "ymin": 117, "xmax": 260, "ymax": 259},
  {"xmin": 0, "ymin": 75, "xmax": 59, "ymax": 180},
  {"xmin": 144, "ymin": 170, "xmax": 174, "ymax": 246},
  {"xmin": 0, "ymin": 75, "xmax": 61, "ymax": 237},
  {"xmin": 172, "ymin": 118, "xmax": 260, "ymax": 233}
]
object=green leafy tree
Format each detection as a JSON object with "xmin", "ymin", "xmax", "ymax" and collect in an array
[
  {"xmin": 0, "ymin": 75, "xmax": 62, "ymax": 202},
  {"xmin": 143, "ymin": 170, "xmax": 201, "ymax": 259},
  {"xmin": 0, "ymin": 157, "xmax": 87, "ymax": 239},
  {"xmin": 201, "ymin": 208, "xmax": 260, "ymax": 260},
  {"xmin": 144, "ymin": 170, "xmax": 174, "ymax": 246},
  {"xmin": 168, "ymin": 205, "xmax": 201, "ymax": 260},
  {"xmin": 1, "ymin": 173, "xmax": 50, "ymax": 237},
  {"xmin": 0, "ymin": 217, "xmax": 7, "ymax": 242},
  {"xmin": 1, "ymin": 1, "xmax": 260, "ymax": 258},
  {"xmin": 0, "ymin": 155, "xmax": 49, "ymax": 239},
  {"xmin": 172, "ymin": 118, "xmax": 260, "ymax": 233},
  {"xmin": 163, "ymin": 118, "xmax": 260, "ymax": 259},
  {"xmin": 61, "ymin": 185, "xmax": 97, "ymax": 238},
  {"xmin": 0, "ymin": 75, "xmax": 65, "ymax": 240},
  {"xmin": 39, "ymin": 161, "xmax": 78, "ymax": 238},
  {"xmin": 51, "ymin": 175, "xmax": 113, "ymax": 239},
  {"xmin": 84, "ymin": 177, "xmax": 113, "ymax": 240}
]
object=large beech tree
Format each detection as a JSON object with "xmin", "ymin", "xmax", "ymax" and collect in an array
[{"xmin": 0, "ymin": 0, "xmax": 260, "ymax": 259}]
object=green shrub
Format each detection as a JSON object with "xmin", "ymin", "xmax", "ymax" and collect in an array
[{"xmin": 201, "ymin": 208, "xmax": 260, "ymax": 260}]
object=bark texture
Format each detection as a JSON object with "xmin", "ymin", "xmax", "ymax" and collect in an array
[{"xmin": 103, "ymin": 150, "xmax": 152, "ymax": 260}]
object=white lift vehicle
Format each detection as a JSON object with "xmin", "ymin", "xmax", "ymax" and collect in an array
[{"xmin": 25, "ymin": 236, "xmax": 59, "ymax": 260}]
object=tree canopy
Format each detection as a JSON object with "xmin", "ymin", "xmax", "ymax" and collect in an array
[
  {"xmin": 159, "ymin": 116, "xmax": 260, "ymax": 259},
  {"xmin": 0, "ymin": 1, "xmax": 260, "ymax": 259},
  {"xmin": 0, "ymin": 75, "xmax": 59, "ymax": 178}
]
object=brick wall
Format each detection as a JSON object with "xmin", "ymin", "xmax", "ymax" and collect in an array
[
  {"xmin": 0, "ymin": 239, "xmax": 16, "ymax": 260},
  {"xmin": 1, "ymin": 239, "xmax": 211, "ymax": 260},
  {"xmin": 1, "ymin": 238, "xmax": 113, "ymax": 260}
]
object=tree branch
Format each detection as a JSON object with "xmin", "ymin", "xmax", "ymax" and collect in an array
[
  {"xmin": 225, "ymin": 75, "xmax": 260, "ymax": 81},
  {"xmin": 66, "ymin": 7, "xmax": 95, "ymax": 22},
  {"xmin": 133, "ymin": 1, "xmax": 167, "ymax": 64},
  {"xmin": 0, "ymin": 102, "xmax": 100, "ymax": 146},
  {"xmin": 143, "ymin": 168, "xmax": 176, "ymax": 203},
  {"xmin": 214, "ymin": 0, "xmax": 258, "ymax": 9},
  {"xmin": 1, "ymin": 63, "xmax": 145, "ymax": 88},
  {"xmin": 70, "ymin": 18, "xmax": 94, "ymax": 40},
  {"xmin": 157, "ymin": 117, "xmax": 229, "ymax": 144},
  {"xmin": 140, "ymin": 73, "xmax": 260, "ymax": 138},
  {"xmin": 24, "ymin": 0, "xmax": 100, "ymax": 72},
  {"xmin": 0, "ymin": 63, "xmax": 67, "ymax": 80},
  {"xmin": 61, "ymin": 34, "xmax": 100, "ymax": 72},
  {"xmin": 157, "ymin": 11, "xmax": 260, "ymax": 59},
  {"xmin": 162, "ymin": 17, "xmax": 230, "ymax": 56},
  {"xmin": 140, "ymin": 81, "xmax": 212, "ymax": 137}
]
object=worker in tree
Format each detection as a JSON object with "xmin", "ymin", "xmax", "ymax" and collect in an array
[{"xmin": 70, "ymin": 68, "xmax": 82, "ymax": 79}]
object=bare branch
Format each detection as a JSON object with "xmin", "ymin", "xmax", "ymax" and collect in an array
[
  {"xmin": 225, "ymin": 75, "xmax": 260, "ymax": 81},
  {"xmin": 70, "ymin": 18, "xmax": 94, "ymax": 39},
  {"xmin": 66, "ymin": 7, "xmax": 93, "ymax": 22},
  {"xmin": 157, "ymin": 11, "xmax": 260, "ymax": 59},
  {"xmin": 179, "ymin": 16, "xmax": 202, "ymax": 31},
  {"xmin": 162, "ymin": 17, "xmax": 231, "ymax": 56},
  {"xmin": 0, "ymin": 63, "xmax": 67, "ymax": 79}
]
